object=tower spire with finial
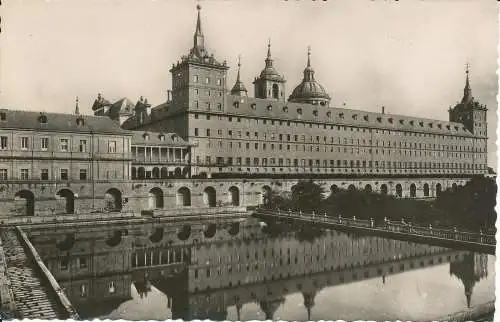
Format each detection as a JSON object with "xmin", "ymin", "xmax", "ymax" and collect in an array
[
  {"xmin": 193, "ymin": 4, "xmax": 205, "ymax": 49},
  {"xmin": 75, "ymin": 96, "xmax": 80, "ymax": 115},
  {"xmin": 231, "ymin": 54, "xmax": 247, "ymax": 96},
  {"xmin": 462, "ymin": 62, "xmax": 472, "ymax": 104},
  {"xmin": 307, "ymin": 46, "xmax": 311, "ymax": 68}
]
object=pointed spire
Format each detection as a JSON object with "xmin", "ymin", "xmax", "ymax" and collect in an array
[
  {"xmin": 307, "ymin": 46, "xmax": 311, "ymax": 68},
  {"xmin": 193, "ymin": 4, "xmax": 205, "ymax": 49},
  {"xmin": 462, "ymin": 62, "xmax": 472, "ymax": 104},
  {"xmin": 267, "ymin": 38, "xmax": 272, "ymax": 59},
  {"xmin": 75, "ymin": 96, "xmax": 80, "ymax": 115},
  {"xmin": 231, "ymin": 55, "xmax": 247, "ymax": 96}
]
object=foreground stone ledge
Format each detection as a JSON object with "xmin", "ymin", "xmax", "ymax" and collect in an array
[{"xmin": 432, "ymin": 300, "xmax": 495, "ymax": 322}]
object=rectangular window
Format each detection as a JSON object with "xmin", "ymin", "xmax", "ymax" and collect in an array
[
  {"xmin": 0, "ymin": 136, "xmax": 7, "ymax": 149},
  {"xmin": 108, "ymin": 141, "xmax": 116, "ymax": 153},
  {"xmin": 80, "ymin": 169, "xmax": 87, "ymax": 180},
  {"xmin": 60, "ymin": 169, "xmax": 69, "ymax": 180},
  {"xmin": 79, "ymin": 257, "xmax": 87, "ymax": 269},
  {"xmin": 60, "ymin": 138, "xmax": 69, "ymax": 152},
  {"xmin": 41, "ymin": 137, "xmax": 49, "ymax": 150},
  {"xmin": 205, "ymin": 156, "xmax": 211, "ymax": 164},
  {"xmin": 41, "ymin": 169, "xmax": 49, "ymax": 180},
  {"xmin": 21, "ymin": 137, "xmax": 29, "ymax": 150},
  {"xmin": 20, "ymin": 169, "xmax": 29, "ymax": 180},
  {"xmin": 0, "ymin": 169, "xmax": 7, "ymax": 180},
  {"xmin": 206, "ymin": 129, "xmax": 210, "ymax": 137},
  {"xmin": 79, "ymin": 140, "xmax": 87, "ymax": 152},
  {"xmin": 194, "ymin": 128, "xmax": 199, "ymax": 136}
]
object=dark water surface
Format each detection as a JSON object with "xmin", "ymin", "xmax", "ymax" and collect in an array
[{"xmin": 26, "ymin": 218, "xmax": 495, "ymax": 321}]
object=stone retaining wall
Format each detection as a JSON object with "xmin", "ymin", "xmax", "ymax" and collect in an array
[
  {"xmin": 0, "ymin": 237, "xmax": 16, "ymax": 316},
  {"xmin": 16, "ymin": 227, "xmax": 80, "ymax": 320}
]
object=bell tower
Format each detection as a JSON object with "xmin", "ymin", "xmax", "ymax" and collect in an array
[
  {"xmin": 253, "ymin": 40, "xmax": 286, "ymax": 101},
  {"xmin": 448, "ymin": 64, "xmax": 488, "ymax": 137}
]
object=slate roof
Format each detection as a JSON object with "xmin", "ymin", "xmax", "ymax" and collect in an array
[
  {"xmin": 131, "ymin": 130, "xmax": 193, "ymax": 146},
  {"xmin": 0, "ymin": 109, "xmax": 131, "ymax": 135}
]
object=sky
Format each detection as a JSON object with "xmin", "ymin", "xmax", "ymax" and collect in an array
[{"xmin": 0, "ymin": 0, "xmax": 498, "ymax": 167}]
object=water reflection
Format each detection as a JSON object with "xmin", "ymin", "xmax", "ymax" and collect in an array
[{"xmin": 26, "ymin": 218, "xmax": 494, "ymax": 321}]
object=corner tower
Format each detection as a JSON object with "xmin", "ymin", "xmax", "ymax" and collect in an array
[
  {"xmin": 169, "ymin": 5, "xmax": 229, "ymax": 112},
  {"xmin": 253, "ymin": 41, "xmax": 286, "ymax": 101},
  {"xmin": 449, "ymin": 65, "xmax": 488, "ymax": 137}
]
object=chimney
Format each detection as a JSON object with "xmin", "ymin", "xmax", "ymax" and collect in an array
[{"xmin": 381, "ymin": 106, "xmax": 385, "ymax": 114}]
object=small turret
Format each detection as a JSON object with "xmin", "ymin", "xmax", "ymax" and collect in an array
[{"xmin": 230, "ymin": 55, "xmax": 248, "ymax": 96}]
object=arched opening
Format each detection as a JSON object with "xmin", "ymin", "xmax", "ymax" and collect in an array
[
  {"xmin": 174, "ymin": 167, "xmax": 182, "ymax": 178},
  {"xmin": 330, "ymin": 184, "xmax": 339, "ymax": 194},
  {"xmin": 177, "ymin": 187, "xmax": 191, "ymax": 206},
  {"xmin": 348, "ymin": 184, "xmax": 356, "ymax": 192},
  {"xmin": 452, "ymin": 183, "xmax": 458, "ymax": 193},
  {"xmin": 149, "ymin": 227, "xmax": 164, "ymax": 243},
  {"xmin": 105, "ymin": 188, "xmax": 122, "ymax": 212},
  {"xmin": 160, "ymin": 167, "xmax": 168, "ymax": 178},
  {"xmin": 56, "ymin": 189, "xmax": 75, "ymax": 214},
  {"xmin": 131, "ymin": 167, "xmax": 137, "ymax": 179},
  {"xmin": 228, "ymin": 186, "xmax": 240, "ymax": 206},
  {"xmin": 177, "ymin": 225, "xmax": 191, "ymax": 240},
  {"xmin": 148, "ymin": 188, "xmax": 164, "ymax": 209},
  {"xmin": 395, "ymin": 184, "xmax": 403, "ymax": 198},
  {"xmin": 106, "ymin": 230, "xmax": 123, "ymax": 247},
  {"xmin": 57, "ymin": 233, "xmax": 75, "ymax": 251},
  {"xmin": 138, "ymin": 167, "xmax": 146, "ymax": 179},
  {"xmin": 204, "ymin": 223, "xmax": 217, "ymax": 238},
  {"xmin": 364, "ymin": 184, "xmax": 372, "ymax": 193},
  {"xmin": 14, "ymin": 190, "xmax": 35, "ymax": 216},
  {"xmin": 152, "ymin": 167, "xmax": 160, "ymax": 179},
  {"xmin": 423, "ymin": 183, "xmax": 430, "ymax": 197},
  {"xmin": 203, "ymin": 187, "xmax": 217, "ymax": 207},
  {"xmin": 436, "ymin": 183, "xmax": 442, "ymax": 197},
  {"xmin": 272, "ymin": 84, "xmax": 279, "ymax": 99},
  {"xmin": 410, "ymin": 184, "xmax": 416, "ymax": 198},
  {"xmin": 380, "ymin": 184, "xmax": 388, "ymax": 195},
  {"xmin": 182, "ymin": 167, "xmax": 190, "ymax": 178},
  {"xmin": 261, "ymin": 185, "xmax": 272, "ymax": 205},
  {"xmin": 228, "ymin": 222, "xmax": 240, "ymax": 236}
]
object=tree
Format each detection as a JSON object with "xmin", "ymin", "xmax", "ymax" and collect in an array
[{"xmin": 291, "ymin": 180, "xmax": 325, "ymax": 212}]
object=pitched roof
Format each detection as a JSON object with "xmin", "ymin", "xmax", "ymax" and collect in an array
[
  {"xmin": 0, "ymin": 109, "xmax": 131, "ymax": 135},
  {"xmin": 131, "ymin": 131, "xmax": 193, "ymax": 146}
]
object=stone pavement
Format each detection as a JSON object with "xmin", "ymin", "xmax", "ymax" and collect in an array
[{"xmin": 0, "ymin": 229, "xmax": 65, "ymax": 319}]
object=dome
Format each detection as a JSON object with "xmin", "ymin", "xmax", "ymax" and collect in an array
[
  {"xmin": 257, "ymin": 41, "xmax": 285, "ymax": 82},
  {"xmin": 289, "ymin": 49, "xmax": 330, "ymax": 105}
]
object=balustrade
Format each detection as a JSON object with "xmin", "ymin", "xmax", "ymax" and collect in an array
[{"xmin": 257, "ymin": 208, "xmax": 494, "ymax": 246}]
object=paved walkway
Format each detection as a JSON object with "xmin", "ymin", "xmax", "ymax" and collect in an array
[{"xmin": 0, "ymin": 229, "xmax": 64, "ymax": 319}]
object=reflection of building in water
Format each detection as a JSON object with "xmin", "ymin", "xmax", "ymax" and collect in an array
[
  {"xmin": 188, "ymin": 229, "xmax": 452, "ymax": 292},
  {"xmin": 185, "ymin": 229, "xmax": 469, "ymax": 320},
  {"xmin": 449, "ymin": 252, "xmax": 488, "ymax": 308},
  {"xmin": 27, "ymin": 220, "xmax": 472, "ymax": 320}
]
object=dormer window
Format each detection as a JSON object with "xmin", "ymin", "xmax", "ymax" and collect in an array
[
  {"xmin": 446, "ymin": 125, "xmax": 451, "ymax": 130},
  {"xmin": 159, "ymin": 134, "xmax": 165, "ymax": 141},
  {"xmin": 283, "ymin": 106, "xmax": 288, "ymax": 113},
  {"xmin": 172, "ymin": 135, "xmax": 178, "ymax": 142},
  {"xmin": 409, "ymin": 120, "xmax": 414, "ymax": 126},
  {"xmin": 428, "ymin": 123, "xmax": 433, "ymax": 128},
  {"xmin": 388, "ymin": 118, "xmax": 393, "ymax": 123},
  {"xmin": 352, "ymin": 114, "xmax": 358, "ymax": 120},
  {"xmin": 143, "ymin": 133, "xmax": 149, "ymax": 140},
  {"xmin": 437, "ymin": 124, "xmax": 442, "ymax": 129},
  {"xmin": 454, "ymin": 126, "xmax": 459, "ymax": 131},
  {"xmin": 233, "ymin": 101, "xmax": 240, "ymax": 108},
  {"xmin": 76, "ymin": 116, "xmax": 84, "ymax": 127},
  {"xmin": 38, "ymin": 114, "xmax": 48, "ymax": 124},
  {"xmin": 363, "ymin": 115, "xmax": 369, "ymax": 121},
  {"xmin": 419, "ymin": 121, "xmax": 424, "ymax": 127},
  {"xmin": 320, "ymin": 101, "xmax": 326, "ymax": 106},
  {"xmin": 250, "ymin": 103, "xmax": 256, "ymax": 110},
  {"xmin": 297, "ymin": 108, "xmax": 303, "ymax": 115},
  {"xmin": 376, "ymin": 117, "xmax": 382, "ymax": 122},
  {"xmin": 399, "ymin": 120, "xmax": 404, "ymax": 125},
  {"xmin": 313, "ymin": 110, "xmax": 318, "ymax": 116},
  {"xmin": 339, "ymin": 113, "xmax": 344, "ymax": 119},
  {"xmin": 267, "ymin": 104, "xmax": 272, "ymax": 111},
  {"xmin": 326, "ymin": 111, "xmax": 332, "ymax": 118}
]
